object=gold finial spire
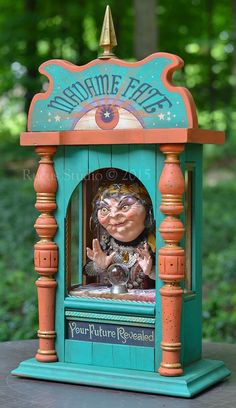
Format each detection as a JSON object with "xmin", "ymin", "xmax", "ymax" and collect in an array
[{"xmin": 99, "ymin": 5, "xmax": 117, "ymax": 59}]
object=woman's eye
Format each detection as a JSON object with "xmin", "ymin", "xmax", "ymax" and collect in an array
[
  {"xmin": 100, "ymin": 207, "xmax": 109, "ymax": 215},
  {"xmin": 121, "ymin": 205, "xmax": 130, "ymax": 211}
]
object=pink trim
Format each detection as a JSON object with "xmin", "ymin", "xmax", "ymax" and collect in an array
[{"xmin": 27, "ymin": 53, "xmax": 198, "ymax": 131}]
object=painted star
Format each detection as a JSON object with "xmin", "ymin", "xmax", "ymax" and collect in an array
[
  {"xmin": 55, "ymin": 115, "xmax": 61, "ymax": 122},
  {"xmin": 158, "ymin": 113, "xmax": 165, "ymax": 120},
  {"xmin": 104, "ymin": 111, "xmax": 111, "ymax": 118}
]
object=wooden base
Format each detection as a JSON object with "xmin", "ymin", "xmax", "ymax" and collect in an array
[{"xmin": 12, "ymin": 358, "xmax": 230, "ymax": 398}]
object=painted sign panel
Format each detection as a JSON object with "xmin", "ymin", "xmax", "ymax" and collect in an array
[
  {"xmin": 67, "ymin": 320, "xmax": 155, "ymax": 347},
  {"xmin": 28, "ymin": 53, "xmax": 197, "ymax": 131}
]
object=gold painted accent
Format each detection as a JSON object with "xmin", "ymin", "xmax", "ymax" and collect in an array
[
  {"xmin": 35, "ymin": 224, "xmax": 57, "ymax": 230},
  {"xmin": 38, "ymin": 238, "xmax": 52, "ymax": 243},
  {"xmin": 38, "ymin": 276, "xmax": 55, "ymax": 281},
  {"xmin": 38, "ymin": 330, "xmax": 56, "ymax": 338},
  {"xmin": 37, "ymin": 349, "xmax": 57, "ymax": 355},
  {"xmin": 161, "ymin": 362, "xmax": 182, "ymax": 369},
  {"xmin": 161, "ymin": 341, "xmax": 181, "ymax": 351},
  {"xmin": 165, "ymin": 153, "xmax": 180, "ymax": 163},
  {"xmin": 159, "ymin": 228, "xmax": 185, "ymax": 233},
  {"xmin": 37, "ymin": 193, "xmax": 55, "ymax": 197},
  {"xmin": 99, "ymin": 5, "xmax": 117, "ymax": 59},
  {"xmin": 39, "ymin": 158, "xmax": 53, "ymax": 164},
  {"xmin": 36, "ymin": 193, "xmax": 56, "ymax": 202},
  {"xmin": 163, "ymin": 282, "xmax": 180, "ymax": 288},
  {"xmin": 161, "ymin": 194, "xmax": 183, "ymax": 204}
]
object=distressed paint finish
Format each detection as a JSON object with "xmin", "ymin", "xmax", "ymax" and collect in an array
[
  {"xmin": 34, "ymin": 146, "xmax": 58, "ymax": 362},
  {"xmin": 158, "ymin": 144, "xmax": 185, "ymax": 376}
]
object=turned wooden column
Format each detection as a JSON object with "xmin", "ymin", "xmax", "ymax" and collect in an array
[
  {"xmin": 158, "ymin": 143, "xmax": 185, "ymax": 376},
  {"xmin": 34, "ymin": 146, "xmax": 58, "ymax": 362}
]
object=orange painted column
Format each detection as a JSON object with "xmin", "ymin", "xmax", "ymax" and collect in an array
[
  {"xmin": 158, "ymin": 143, "xmax": 185, "ymax": 376},
  {"xmin": 33, "ymin": 146, "xmax": 58, "ymax": 362}
]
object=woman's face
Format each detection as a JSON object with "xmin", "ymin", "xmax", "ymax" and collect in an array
[{"xmin": 97, "ymin": 195, "xmax": 146, "ymax": 242}]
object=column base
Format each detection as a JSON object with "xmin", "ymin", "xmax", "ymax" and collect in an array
[
  {"xmin": 158, "ymin": 366, "xmax": 183, "ymax": 376},
  {"xmin": 35, "ymin": 351, "xmax": 58, "ymax": 363},
  {"xmin": 12, "ymin": 358, "xmax": 230, "ymax": 398}
]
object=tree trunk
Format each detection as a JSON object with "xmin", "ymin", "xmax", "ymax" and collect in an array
[
  {"xmin": 134, "ymin": 0, "xmax": 158, "ymax": 60},
  {"xmin": 24, "ymin": 0, "xmax": 38, "ymax": 115},
  {"xmin": 232, "ymin": 0, "xmax": 236, "ymax": 104},
  {"xmin": 206, "ymin": 0, "xmax": 215, "ymax": 119}
]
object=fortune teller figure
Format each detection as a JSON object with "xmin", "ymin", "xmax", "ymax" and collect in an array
[{"xmin": 85, "ymin": 183, "xmax": 156, "ymax": 289}]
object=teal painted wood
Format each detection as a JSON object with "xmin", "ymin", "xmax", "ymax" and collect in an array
[
  {"xmin": 12, "ymin": 357, "xmax": 230, "ymax": 398},
  {"xmin": 111, "ymin": 145, "xmax": 130, "ymax": 170},
  {"xmin": 129, "ymin": 346, "xmax": 154, "ymax": 371},
  {"xmin": 92, "ymin": 342, "xmax": 114, "ymax": 367},
  {"xmin": 28, "ymin": 55, "xmax": 193, "ymax": 132},
  {"xmin": 112, "ymin": 344, "xmax": 132, "ymax": 369},
  {"xmin": 65, "ymin": 297, "xmax": 155, "ymax": 316},
  {"xmin": 128, "ymin": 144, "xmax": 156, "ymax": 213},
  {"xmin": 65, "ymin": 340, "xmax": 92, "ymax": 365},
  {"xmin": 54, "ymin": 147, "xmax": 66, "ymax": 362},
  {"xmin": 89, "ymin": 145, "xmax": 112, "ymax": 172},
  {"xmin": 55, "ymin": 146, "xmax": 89, "ymax": 362},
  {"xmin": 78, "ymin": 182, "xmax": 83, "ymax": 284},
  {"xmin": 65, "ymin": 310, "xmax": 155, "ymax": 326},
  {"xmin": 181, "ymin": 144, "xmax": 203, "ymax": 366},
  {"xmin": 56, "ymin": 144, "xmax": 167, "ymax": 369},
  {"xmin": 64, "ymin": 340, "xmax": 154, "ymax": 371},
  {"xmin": 155, "ymin": 147, "xmax": 165, "ymax": 370},
  {"xmin": 64, "ymin": 146, "xmax": 89, "ymax": 212}
]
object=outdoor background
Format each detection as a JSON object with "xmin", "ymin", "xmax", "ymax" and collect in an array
[{"xmin": 0, "ymin": 0, "xmax": 235, "ymax": 343}]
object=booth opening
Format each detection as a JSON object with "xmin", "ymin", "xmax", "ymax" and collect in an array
[{"xmin": 66, "ymin": 168, "xmax": 156, "ymax": 302}]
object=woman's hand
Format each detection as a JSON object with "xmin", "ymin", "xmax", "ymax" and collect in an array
[
  {"xmin": 86, "ymin": 239, "xmax": 115, "ymax": 270},
  {"xmin": 137, "ymin": 243, "xmax": 155, "ymax": 279}
]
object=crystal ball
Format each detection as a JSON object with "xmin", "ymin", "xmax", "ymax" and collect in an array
[{"xmin": 107, "ymin": 263, "xmax": 129, "ymax": 286}]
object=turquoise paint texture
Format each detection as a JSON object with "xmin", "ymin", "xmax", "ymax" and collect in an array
[
  {"xmin": 12, "ymin": 357, "xmax": 230, "ymax": 398},
  {"xmin": 29, "ymin": 57, "xmax": 189, "ymax": 131}
]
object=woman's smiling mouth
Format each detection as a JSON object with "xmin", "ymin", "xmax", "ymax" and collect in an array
[{"xmin": 109, "ymin": 221, "xmax": 126, "ymax": 227}]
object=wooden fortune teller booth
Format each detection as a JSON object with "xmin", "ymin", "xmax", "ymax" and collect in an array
[{"xmin": 12, "ymin": 7, "xmax": 230, "ymax": 398}]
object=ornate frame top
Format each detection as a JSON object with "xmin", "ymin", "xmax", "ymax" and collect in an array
[{"xmin": 22, "ymin": 53, "xmax": 224, "ymax": 145}]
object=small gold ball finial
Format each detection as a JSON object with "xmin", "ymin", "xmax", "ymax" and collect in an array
[{"xmin": 99, "ymin": 5, "xmax": 117, "ymax": 59}]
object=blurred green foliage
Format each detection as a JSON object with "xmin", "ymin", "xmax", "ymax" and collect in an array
[
  {"xmin": 202, "ymin": 181, "xmax": 236, "ymax": 342},
  {"xmin": 0, "ymin": 178, "xmax": 38, "ymax": 340},
  {"xmin": 0, "ymin": 0, "xmax": 235, "ymax": 343}
]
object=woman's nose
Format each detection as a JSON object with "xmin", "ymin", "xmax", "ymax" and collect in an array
[{"xmin": 110, "ymin": 208, "xmax": 122, "ymax": 218}]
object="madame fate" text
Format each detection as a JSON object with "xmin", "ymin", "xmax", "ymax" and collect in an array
[{"xmin": 48, "ymin": 74, "xmax": 172, "ymax": 114}]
